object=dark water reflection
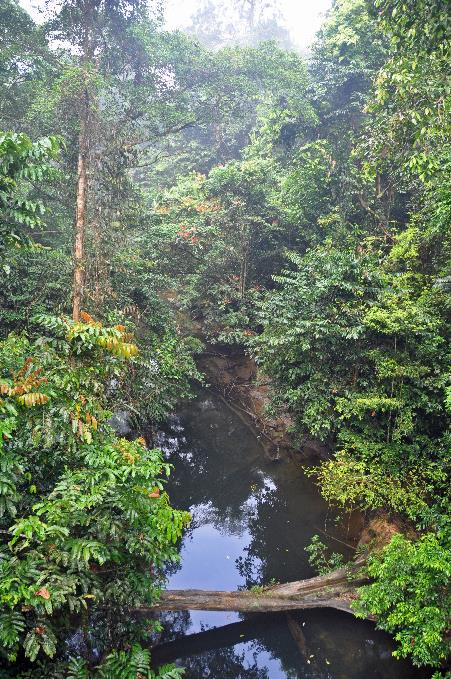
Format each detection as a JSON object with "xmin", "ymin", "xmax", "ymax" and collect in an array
[{"xmin": 153, "ymin": 389, "xmax": 427, "ymax": 678}]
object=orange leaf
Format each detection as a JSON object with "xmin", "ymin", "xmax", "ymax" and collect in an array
[
  {"xmin": 80, "ymin": 311, "xmax": 97, "ymax": 325},
  {"xmin": 148, "ymin": 488, "xmax": 160, "ymax": 499},
  {"xmin": 35, "ymin": 587, "xmax": 51, "ymax": 600}
]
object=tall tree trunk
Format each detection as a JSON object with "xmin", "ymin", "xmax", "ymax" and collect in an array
[
  {"xmin": 72, "ymin": 113, "xmax": 89, "ymax": 321},
  {"xmin": 72, "ymin": 0, "xmax": 95, "ymax": 321}
]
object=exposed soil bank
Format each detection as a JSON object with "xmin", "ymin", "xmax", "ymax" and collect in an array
[{"xmin": 198, "ymin": 345, "xmax": 328, "ymax": 463}]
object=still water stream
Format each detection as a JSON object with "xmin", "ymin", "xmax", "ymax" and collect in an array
[{"xmin": 151, "ymin": 388, "xmax": 426, "ymax": 678}]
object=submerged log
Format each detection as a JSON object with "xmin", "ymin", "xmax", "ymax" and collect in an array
[{"xmin": 139, "ymin": 562, "xmax": 368, "ymax": 616}]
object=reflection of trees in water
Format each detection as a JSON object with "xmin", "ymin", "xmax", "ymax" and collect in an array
[
  {"xmin": 157, "ymin": 611, "xmax": 192, "ymax": 643},
  {"xmin": 152, "ymin": 610, "xmax": 424, "ymax": 679},
  {"xmin": 159, "ymin": 392, "xmax": 317, "ymax": 585},
  {"xmin": 236, "ymin": 483, "xmax": 315, "ymax": 588},
  {"xmin": 152, "ymin": 613, "xmax": 269, "ymax": 678},
  {"xmin": 177, "ymin": 647, "xmax": 269, "ymax": 679},
  {"xmin": 237, "ymin": 611, "xmax": 422, "ymax": 679},
  {"xmin": 157, "ymin": 396, "xmax": 267, "ymax": 533},
  {"xmin": 236, "ymin": 484, "xmax": 277, "ymax": 587},
  {"xmin": 152, "ymin": 611, "xmax": 307, "ymax": 679},
  {"xmin": 154, "ymin": 395, "xmax": 423, "ymax": 679},
  {"xmin": 244, "ymin": 619, "xmax": 328, "ymax": 679}
]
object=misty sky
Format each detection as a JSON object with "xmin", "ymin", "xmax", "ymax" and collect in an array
[{"xmin": 18, "ymin": 0, "xmax": 332, "ymax": 50}]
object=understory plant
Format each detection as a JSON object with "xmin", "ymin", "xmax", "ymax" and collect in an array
[
  {"xmin": 0, "ymin": 314, "xmax": 190, "ymax": 676},
  {"xmin": 353, "ymin": 531, "xmax": 451, "ymax": 668}
]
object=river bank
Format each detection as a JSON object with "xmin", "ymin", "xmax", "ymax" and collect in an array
[
  {"xmin": 149, "ymin": 386, "xmax": 428, "ymax": 678},
  {"xmin": 196, "ymin": 343, "xmax": 417, "ymax": 555},
  {"xmin": 197, "ymin": 345, "xmax": 308, "ymax": 462}
]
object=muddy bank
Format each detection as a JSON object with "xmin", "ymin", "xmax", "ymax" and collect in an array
[{"xmin": 198, "ymin": 345, "xmax": 328, "ymax": 463}]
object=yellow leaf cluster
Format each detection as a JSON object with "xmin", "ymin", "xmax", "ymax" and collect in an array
[
  {"xmin": 71, "ymin": 409, "xmax": 98, "ymax": 442},
  {"xmin": 96, "ymin": 336, "xmax": 138, "ymax": 358},
  {"xmin": 114, "ymin": 438, "xmax": 142, "ymax": 464},
  {"xmin": 17, "ymin": 392, "xmax": 50, "ymax": 407},
  {"xmin": 85, "ymin": 412, "xmax": 98, "ymax": 430},
  {"xmin": 1, "ymin": 360, "xmax": 49, "ymax": 407}
]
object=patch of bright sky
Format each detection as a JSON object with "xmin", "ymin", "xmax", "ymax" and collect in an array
[{"xmin": 19, "ymin": 0, "xmax": 332, "ymax": 50}]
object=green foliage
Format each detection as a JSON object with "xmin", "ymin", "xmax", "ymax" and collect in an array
[
  {"xmin": 279, "ymin": 141, "xmax": 334, "ymax": 243},
  {"xmin": 0, "ymin": 131, "xmax": 60, "ymax": 263},
  {"xmin": 0, "ymin": 248, "xmax": 71, "ymax": 336},
  {"xmin": 0, "ymin": 0, "xmax": 449, "ymax": 672},
  {"xmin": 250, "ymin": 2, "xmax": 450, "ymax": 666},
  {"xmin": 256, "ymin": 233, "xmax": 449, "ymax": 518},
  {"xmin": 0, "ymin": 317, "xmax": 190, "ymax": 674},
  {"xmin": 121, "ymin": 331, "xmax": 204, "ymax": 424},
  {"xmin": 2, "ymin": 647, "xmax": 185, "ymax": 678},
  {"xmin": 148, "ymin": 159, "xmax": 286, "ymax": 342},
  {"xmin": 363, "ymin": 0, "xmax": 450, "ymax": 185},
  {"xmin": 305, "ymin": 535, "xmax": 345, "ymax": 575},
  {"xmin": 254, "ymin": 246, "xmax": 379, "ymax": 440},
  {"xmin": 306, "ymin": 449, "xmax": 446, "ymax": 519},
  {"xmin": 145, "ymin": 40, "xmax": 315, "ymax": 184},
  {"xmin": 65, "ymin": 645, "xmax": 185, "ymax": 678},
  {"xmin": 253, "ymin": 0, "xmax": 450, "ymax": 528},
  {"xmin": 310, "ymin": 0, "xmax": 388, "ymax": 163},
  {"xmin": 353, "ymin": 532, "xmax": 451, "ymax": 668}
]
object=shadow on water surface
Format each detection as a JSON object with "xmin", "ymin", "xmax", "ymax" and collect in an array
[{"xmin": 152, "ymin": 388, "xmax": 429, "ymax": 678}]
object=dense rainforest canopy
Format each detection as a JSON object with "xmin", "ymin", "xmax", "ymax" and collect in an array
[{"xmin": 0, "ymin": 0, "xmax": 449, "ymax": 676}]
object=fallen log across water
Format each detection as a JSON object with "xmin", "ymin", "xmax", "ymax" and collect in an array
[{"xmin": 137, "ymin": 561, "xmax": 369, "ymax": 617}]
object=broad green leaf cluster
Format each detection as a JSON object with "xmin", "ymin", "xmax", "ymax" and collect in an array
[
  {"xmin": 0, "ymin": 131, "xmax": 60, "ymax": 263},
  {"xmin": 353, "ymin": 532, "xmax": 450, "ymax": 668},
  {"xmin": 0, "ymin": 316, "xmax": 189, "ymax": 675}
]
